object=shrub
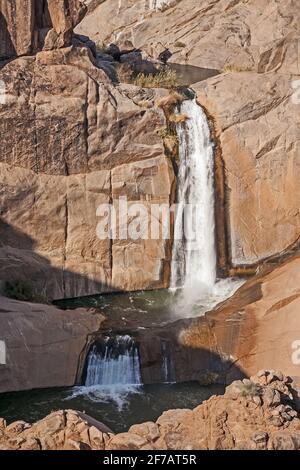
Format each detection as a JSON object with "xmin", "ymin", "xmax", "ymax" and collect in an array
[
  {"xmin": 222, "ymin": 63, "xmax": 253, "ymax": 73},
  {"xmin": 133, "ymin": 69, "xmax": 179, "ymax": 89},
  {"xmin": 156, "ymin": 91, "xmax": 185, "ymax": 109},
  {"xmin": 4, "ymin": 280, "xmax": 48, "ymax": 303},
  {"xmin": 239, "ymin": 381, "xmax": 260, "ymax": 397},
  {"xmin": 174, "ymin": 41, "xmax": 186, "ymax": 48},
  {"xmin": 158, "ymin": 128, "xmax": 178, "ymax": 156},
  {"xmin": 168, "ymin": 113, "xmax": 188, "ymax": 123}
]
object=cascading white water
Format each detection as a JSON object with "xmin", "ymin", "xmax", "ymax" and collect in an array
[
  {"xmin": 149, "ymin": 0, "xmax": 172, "ymax": 11},
  {"xmin": 170, "ymin": 98, "xmax": 244, "ymax": 313},
  {"xmin": 85, "ymin": 336, "xmax": 142, "ymax": 386},
  {"xmin": 170, "ymin": 98, "xmax": 216, "ymax": 294}
]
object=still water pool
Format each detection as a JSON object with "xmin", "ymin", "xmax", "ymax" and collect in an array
[{"xmin": 0, "ymin": 382, "xmax": 224, "ymax": 433}]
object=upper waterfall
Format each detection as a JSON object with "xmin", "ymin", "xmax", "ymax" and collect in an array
[{"xmin": 170, "ymin": 98, "xmax": 216, "ymax": 294}]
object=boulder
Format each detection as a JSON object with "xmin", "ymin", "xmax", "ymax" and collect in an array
[
  {"xmin": 0, "ymin": 296, "xmax": 104, "ymax": 393},
  {"xmin": 0, "ymin": 0, "xmax": 87, "ymax": 60}
]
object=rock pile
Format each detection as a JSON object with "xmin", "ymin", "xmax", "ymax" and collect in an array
[{"xmin": 1, "ymin": 371, "xmax": 300, "ymax": 450}]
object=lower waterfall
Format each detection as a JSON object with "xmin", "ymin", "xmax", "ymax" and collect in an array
[{"xmin": 85, "ymin": 335, "xmax": 142, "ymax": 386}]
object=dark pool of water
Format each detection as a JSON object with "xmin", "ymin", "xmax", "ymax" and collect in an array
[
  {"xmin": 168, "ymin": 63, "xmax": 220, "ymax": 86},
  {"xmin": 55, "ymin": 289, "xmax": 179, "ymax": 329},
  {"xmin": 55, "ymin": 280, "xmax": 243, "ymax": 331},
  {"xmin": 0, "ymin": 382, "xmax": 224, "ymax": 433}
]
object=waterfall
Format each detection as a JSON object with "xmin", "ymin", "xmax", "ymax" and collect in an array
[
  {"xmin": 85, "ymin": 335, "xmax": 142, "ymax": 386},
  {"xmin": 170, "ymin": 98, "xmax": 216, "ymax": 294},
  {"xmin": 149, "ymin": 0, "xmax": 172, "ymax": 11}
]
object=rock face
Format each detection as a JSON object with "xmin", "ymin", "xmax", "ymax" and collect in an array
[
  {"xmin": 77, "ymin": 0, "xmax": 300, "ymax": 267},
  {"xmin": 1, "ymin": 0, "xmax": 299, "ymax": 296},
  {"xmin": 177, "ymin": 254, "xmax": 300, "ymax": 386},
  {"xmin": 194, "ymin": 72, "xmax": 300, "ymax": 266},
  {"xmin": 0, "ymin": 296, "xmax": 104, "ymax": 393},
  {"xmin": 77, "ymin": 0, "xmax": 300, "ymax": 72},
  {"xmin": 0, "ymin": 0, "xmax": 86, "ymax": 59},
  {"xmin": 0, "ymin": 45, "xmax": 173, "ymax": 299},
  {"xmin": 1, "ymin": 371, "xmax": 300, "ymax": 450}
]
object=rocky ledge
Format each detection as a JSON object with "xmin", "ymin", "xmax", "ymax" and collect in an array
[{"xmin": 1, "ymin": 370, "xmax": 300, "ymax": 450}]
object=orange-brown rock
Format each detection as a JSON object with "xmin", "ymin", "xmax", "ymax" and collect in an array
[
  {"xmin": 194, "ymin": 72, "xmax": 300, "ymax": 266},
  {"xmin": 0, "ymin": 46, "xmax": 173, "ymax": 299},
  {"xmin": 178, "ymin": 255, "xmax": 300, "ymax": 386},
  {"xmin": 1, "ymin": 372, "xmax": 300, "ymax": 450},
  {"xmin": 0, "ymin": 296, "xmax": 104, "ymax": 393},
  {"xmin": 77, "ymin": 0, "xmax": 300, "ymax": 267},
  {"xmin": 77, "ymin": 0, "xmax": 300, "ymax": 73},
  {"xmin": 0, "ymin": 0, "xmax": 86, "ymax": 60}
]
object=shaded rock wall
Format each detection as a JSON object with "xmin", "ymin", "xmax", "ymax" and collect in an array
[
  {"xmin": 0, "ymin": 47, "xmax": 174, "ymax": 299},
  {"xmin": 0, "ymin": 296, "xmax": 104, "ymax": 393}
]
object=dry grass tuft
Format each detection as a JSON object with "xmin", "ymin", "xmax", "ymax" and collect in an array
[
  {"xmin": 222, "ymin": 63, "xmax": 253, "ymax": 73},
  {"xmin": 156, "ymin": 91, "xmax": 185, "ymax": 109},
  {"xmin": 133, "ymin": 69, "xmax": 179, "ymax": 89},
  {"xmin": 168, "ymin": 113, "xmax": 188, "ymax": 124}
]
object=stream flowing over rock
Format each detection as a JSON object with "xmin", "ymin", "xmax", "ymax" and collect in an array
[
  {"xmin": 1, "ymin": 371, "xmax": 300, "ymax": 450},
  {"xmin": 0, "ymin": 0, "xmax": 299, "ymax": 300},
  {"xmin": 77, "ymin": 0, "xmax": 300, "ymax": 268}
]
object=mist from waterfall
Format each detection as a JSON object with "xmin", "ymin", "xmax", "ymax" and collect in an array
[{"xmin": 170, "ymin": 98, "xmax": 243, "ymax": 314}]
